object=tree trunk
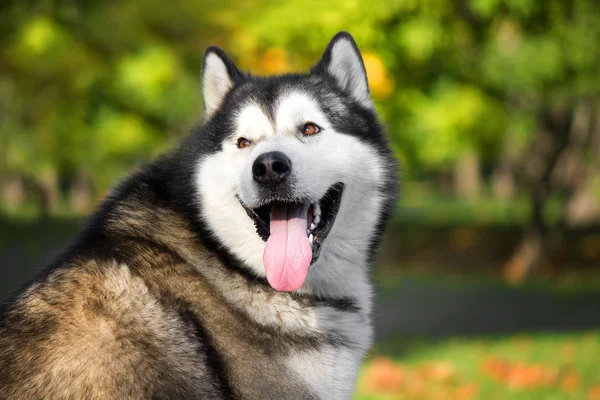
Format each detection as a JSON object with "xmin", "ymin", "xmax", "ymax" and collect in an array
[
  {"xmin": 37, "ymin": 170, "xmax": 60, "ymax": 216},
  {"xmin": 504, "ymin": 229, "xmax": 544, "ymax": 283},
  {"xmin": 454, "ymin": 152, "xmax": 482, "ymax": 200},
  {"xmin": 2, "ymin": 176, "xmax": 25, "ymax": 208},
  {"xmin": 491, "ymin": 163, "xmax": 515, "ymax": 201},
  {"xmin": 22, "ymin": 171, "xmax": 60, "ymax": 218},
  {"xmin": 503, "ymin": 101, "xmax": 596, "ymax": 282},
  {"xmin": 566, "ymin": 186, "xmax": 600, "ymax": 226},
  {"xmin": 70, "ymin": 175, "xmax": 94, "ymax": 215}
]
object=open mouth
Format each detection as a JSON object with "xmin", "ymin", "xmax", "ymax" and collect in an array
[
  {"xmin": 239, "ymin": 183, "xmax": 344, "ymax": 291},
  {"xmin": 243, "ymin": 183, "xmax": 344, "ymax": 259}
]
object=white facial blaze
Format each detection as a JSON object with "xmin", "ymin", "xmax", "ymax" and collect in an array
[
  {"xmin": 237, "ymin": 93, "xmax": 337, "ymax": 207},
  {"xmin": 197, "ymin": 91, "xmax": 384, "ymax": 300},
  {"xmin": 234, "ymin": 104, "xmax": 274, "ymax": 142}
]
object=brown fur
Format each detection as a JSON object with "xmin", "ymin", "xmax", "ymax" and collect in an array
[
  {"xmin": 0, "ymin": 31, "xmax": 398, "ymax": 399},
  {"xmin": 0, "ymin": 183, "xmax": 322, "ymax": 399}
]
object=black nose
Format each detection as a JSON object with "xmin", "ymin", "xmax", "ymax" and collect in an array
[{"xmin": 252, "ymin": 151, "xmax": 292, "ymax": 187}]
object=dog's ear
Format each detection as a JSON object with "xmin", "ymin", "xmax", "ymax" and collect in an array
[
  {"xmin": 202, "ymin": 47, "xmax": 244, "ymax": 117},
  {"xmin": 312, "ymin": 32, "xmax": 372, "ymax": 108}
]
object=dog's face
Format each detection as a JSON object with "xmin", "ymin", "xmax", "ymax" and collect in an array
[{"xmin": 195, "ymin": 33, "xmax": 396, "ymax": 293}]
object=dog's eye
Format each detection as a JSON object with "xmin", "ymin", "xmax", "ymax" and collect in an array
[
  {"xmin": 302, "ymin": 123, "xmax": 320, "ymax": 135},
  {"xmin": 237, "ymin": 138, "xmax": 251, "ymax": 149}
]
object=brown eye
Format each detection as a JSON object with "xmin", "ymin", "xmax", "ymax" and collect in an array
[
  {"xmin": 302, "ymin": 123, "xmax": 320, "ymax": 135},
  {"xmin": 237, "ymin": 137, "xmax": 251, "ymax": 149}
]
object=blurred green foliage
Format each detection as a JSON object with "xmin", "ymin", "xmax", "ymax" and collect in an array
[
  {"xmin": 0, "ymin": 0, "xmax": 599, "ymax": 214},
  {"xmin": 231, "ymin": 0, "xmax": 600, "ymax": 174},
  {"xmin": 0, "ymin": 0, "xmax": 229, "ymax": 203}
]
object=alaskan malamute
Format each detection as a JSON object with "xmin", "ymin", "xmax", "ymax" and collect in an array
[{"xmin": 0, "ymin": 32, "xmax": 397, "ymax": 399}]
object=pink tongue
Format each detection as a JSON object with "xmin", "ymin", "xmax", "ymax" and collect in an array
[{"xmin": 263, "ymin": 203, "xmax": 312, "ymax": 291}]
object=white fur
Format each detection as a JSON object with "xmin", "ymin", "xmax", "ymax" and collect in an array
[
  {"xmin": 327, "ymin": 38, "xmax": 373, "ymax": 108},
  {"xmin": 234, "ymin": 103, "xmax": 275, "ymax": 142},
  {"xmin": 202, "ymin": 53, "xmax": 234, "ymax": 116},
  {"xmin": 286, "ymin": 345, "xmax": 366, "ymax": 399},
  {"xmin": 195, "ymin": 89, "xmax": 384, "ymax": 398}
]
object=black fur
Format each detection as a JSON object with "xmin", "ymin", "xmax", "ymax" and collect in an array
[{"xmin": 0, "ymin": 32, "xmax": 398, "ymax": 399}]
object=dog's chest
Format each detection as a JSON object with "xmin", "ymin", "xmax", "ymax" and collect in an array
[
  {"xmin": 283, "ymin": 305, "xmax": 373, "ymax": 400},
  {"xmin": 193, "ymin": 262, "xmax": 373, "ymax": 398},
  {"xmin": 222, "ymin": 287, "xmax": 372, "ymax": 398}
]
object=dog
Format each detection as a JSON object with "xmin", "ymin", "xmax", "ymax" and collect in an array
[{"xmin": 0, "ymin": 31, "xmax": 397, "ymax": 399}]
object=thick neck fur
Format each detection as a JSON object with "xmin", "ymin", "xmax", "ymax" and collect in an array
[
  {"xmin": 93, "ymin": 164, "xmax": 374, "ymax": 398},
  {"xmin": 95, "ymin": 161, "xmax": 371, "ymax": 306}
]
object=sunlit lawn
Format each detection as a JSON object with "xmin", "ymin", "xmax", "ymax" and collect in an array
[{"xmin": 356, "ymin": 332, "xmax": 600, "ymax": 400}]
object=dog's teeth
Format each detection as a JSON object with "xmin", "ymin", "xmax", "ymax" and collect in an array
[
  {"xmin": 313, "ymin": 204, "xmax": 321, "ymax": 217},
  {"xmin": 313, "ymin": 215, "xmax": 320, "ymax": 225},
  {"xmin": 308, "ymin": 234, "xmax": 314, "ymax": 244},
  {"xmin": 310, "ymin": 222, "xmax": 317, "ymax": 231}
]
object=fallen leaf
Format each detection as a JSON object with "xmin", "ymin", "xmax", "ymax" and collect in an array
[
  {"xmin": 588, "ymin": 384, "xmax": 600, "ymax": 400},
  {"xmin": 480, "ymin": 358, "xmax": 558, "ymax": 389},
  {"xmin": 420, "ymin": 361, "xmax": 456, "ymax": 383},
  {"xmin": 560, "ymin": 372, "xmax": 580, "ymax": 393},
  {"xmin": 455, "ymin": 383, "xmax": 479, "ymax": 400},
  {"xmin": 362, "ymin": 357, "xmax": 405, "ymax": 393}
]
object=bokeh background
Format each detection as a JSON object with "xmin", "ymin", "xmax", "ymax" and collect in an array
[{"xmin": 1, "ymin": 1, "xmax": 600, "ymax": 398}]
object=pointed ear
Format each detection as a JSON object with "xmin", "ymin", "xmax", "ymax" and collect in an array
[
  {"xmin": 312, "ymin": 32, "xmax": 372, "ymax": 108},
  {"xmin": 202, "ymin": 46, "xmax": 243, "ymax": 117}
]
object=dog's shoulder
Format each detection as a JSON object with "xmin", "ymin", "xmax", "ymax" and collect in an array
[
  {"xmin": 0, "ymin": 163, "xmax": 229, "ymax": 398},
  {"xmin": 0, "ymin": 258, "xmax": 227, "ymax": 399},
  {"xmin": 0, "ymin": 252, "xmax": 240, "ymax": 399}
]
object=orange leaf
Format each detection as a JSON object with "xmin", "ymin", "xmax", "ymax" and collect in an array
[
  {"xmin": 588, "ymin": 384, "xmax": 600, "ymax": 400},
  {"xmin": 363, "ymin": 357, "xmax": 405, "ymax": 393},
  {"xmin": 362, "ymin": 52, "xmax": 395, "ymax": 99},
  {"xmin": 258, "ymin": 48, "xmax": 290, "ymax": 74},
  {"xmin": 480, "ymin": 358, "xmax": 558, "ymax": 389},
  {"xmin": 420, "ymin": 361, "xmax": 456, "ymax": 383},
  {"xmin": 561, "ymin": 372, "xmax": 581, "ymax": 393},
  {"xmin": 455, "ymin": 383, "xmax": 479, "ymax": 400}
]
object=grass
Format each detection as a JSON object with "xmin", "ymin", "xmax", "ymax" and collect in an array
[{"xmin": 356, "ymin": 332, "xmax": 600, "ymax": 400}]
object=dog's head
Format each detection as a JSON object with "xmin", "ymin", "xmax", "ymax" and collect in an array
[{"xmin": 194, "ymin": 32, "xmax": 397, "ymax": 293}]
